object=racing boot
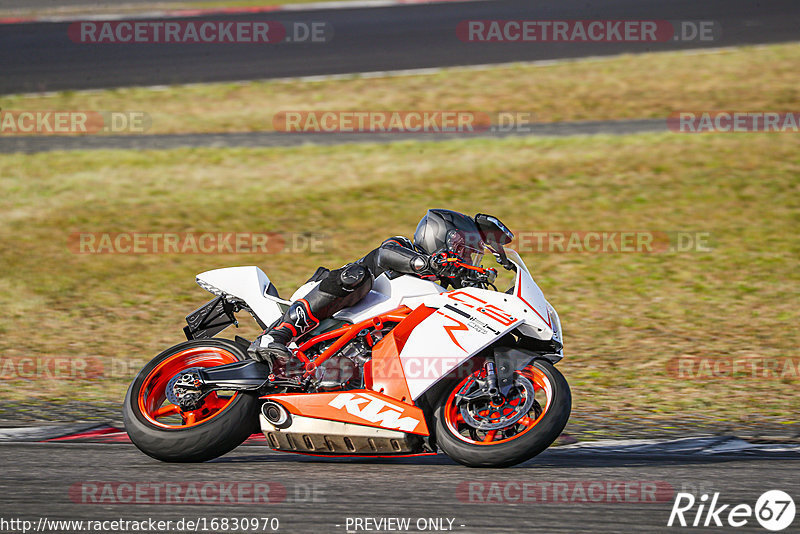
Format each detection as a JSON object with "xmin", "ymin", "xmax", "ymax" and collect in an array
[
  {"xmin": 249, "ymin": 263, "xmax": 373, "ymax": 384},
  {"xmin": 249, "ymin": 298, "xmax": 319, "ymax": 385}
]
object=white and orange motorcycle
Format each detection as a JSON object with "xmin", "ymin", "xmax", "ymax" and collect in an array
[{"xmin": 124, "ymin": 244, "xmax": 570, "ymax": 468}]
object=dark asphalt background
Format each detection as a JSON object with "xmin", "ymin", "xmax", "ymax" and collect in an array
[
  {"xmin": 2, "ymin": 0, "xmax": 800, "ymax": 94},
  {"xmin": 1, "ymin": 442, "xmax": 798, "ymax": 533}
]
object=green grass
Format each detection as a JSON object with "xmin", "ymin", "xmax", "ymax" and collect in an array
[
  {"xmin": 1, "ymin": 132, "xmax": 798, "ymax": 423},
  {"xmin": 3, "ymin": 43, "xmax": 799, "ymax": 134}
]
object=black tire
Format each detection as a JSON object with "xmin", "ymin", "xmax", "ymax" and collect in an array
[
  {"xmin": 434, "ymin": 360, "xmax": 571, "ymax": 468},
  {"xmin": 123, "ymin": 338, "xmax": 260, "ymax": 463}
]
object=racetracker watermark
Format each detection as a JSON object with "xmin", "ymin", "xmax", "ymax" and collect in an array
[
  {"xmin": 372, "ymin": 356, "xmax": 481, "ymax": 381},
  {"xmin": 457, "ymin": 20, "xmax": 720, "ymax": 42},
  {"xmin": 0, "ymin": 356, "xmax": 152, "ymax": 380},
  {"xmin": 457, "ymin": 480, "xmax": 675, "ymax": 503},
  {"xmin": 0, "ymin": 110, "xmax": 150, "ymax": 135},
  {"xmin": 0, "ymin": 356, "xmax": 104, "ymax": 380},
  {"xmin": 69, "ymin": 482, "xmax": 291, "ymax": 504},
  {"xmin": 274, "ymin": 111, "xmax": 567, "ymax": 134},
  {"xmin": 68, "ymin": 232, "xmax": 326, "ymax": 254},
  {"xmin": 292, "ymin": 356, "xmax": 482, "ymax": 385},
  {"xmin": 274, "ymin": 110, "xmax": 493, "ymax": 133},
  {"xmin": 667, "ymin": 357, "xmax": 800, "ymax": 381},
  {"xmin": 506, "ymin": 231, "xmax": 714, "ymax": 253},
  {"xmin": 68, "ymin": 20, "xmax": 332, "ymax": 43},
  {"xmin": 668, "ymin": 112, "xmax": 800, "ymax": 133},
  {"xmin": 1, "ymin": 517, "xmax": 280, "ymax": 533}
]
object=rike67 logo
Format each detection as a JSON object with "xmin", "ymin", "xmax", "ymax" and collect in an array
[{"xmin": 668, "ymin": 490, "xmax": 795, "ymax": 531}]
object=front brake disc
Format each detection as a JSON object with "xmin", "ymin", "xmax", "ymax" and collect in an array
[{"xmin": 460, "ymin": 374, "xmax": 535, "ymax": 431}]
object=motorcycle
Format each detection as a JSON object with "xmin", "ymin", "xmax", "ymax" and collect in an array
[{"xmin": 123, "ymin": 233, "xmax": 570, "ymax": 468}]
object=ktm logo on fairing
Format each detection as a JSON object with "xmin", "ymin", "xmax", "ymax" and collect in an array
[{"xmin": 328, "ymin": 393, "xmax": 420, "ymax": 432}]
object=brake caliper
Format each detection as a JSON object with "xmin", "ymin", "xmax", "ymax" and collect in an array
[{"xmin": 165, "ymin": 368, "xmax": 205, "ymax": 411}]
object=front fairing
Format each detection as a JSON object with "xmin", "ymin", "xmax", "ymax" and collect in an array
[
  {"xmin": 393, "ymin": 249, "xmax": 563, "ymax": 399},
  {"xmin": 504, "ymin": 249, "xmax": 557, "ymax": 341}
]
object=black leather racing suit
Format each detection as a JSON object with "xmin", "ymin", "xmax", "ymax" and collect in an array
[
  {"xmin": 260, "ymin": 236, "xmax": 446, "ymax": 350},
  {"xmin": 358, "ymin": 236, "xmax": 443, "ymax": 282}
]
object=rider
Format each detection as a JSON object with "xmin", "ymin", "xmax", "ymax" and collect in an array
[{"xmin": 248, "ymin": 209, "xmax": 494, "ymax": 381}]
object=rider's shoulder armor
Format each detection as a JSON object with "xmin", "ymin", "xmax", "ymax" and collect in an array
[{"xmin": 380, "ymin": 236, "xmax": 414, "ymax": 249}]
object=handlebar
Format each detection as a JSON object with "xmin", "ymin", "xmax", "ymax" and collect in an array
[
  {"xmin": 432, "ymin": 249, "xmax": 518, "ymax": 289},
  {"xmin": 443, "ymin": 258, "xmax": 498, "ymax": 285}
]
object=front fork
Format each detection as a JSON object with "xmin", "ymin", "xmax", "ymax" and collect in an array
[{"xmin": 484, "ymin": 361, "xmax": 502, "ymax": 400}]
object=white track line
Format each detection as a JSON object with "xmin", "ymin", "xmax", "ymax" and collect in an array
[{"xmin": 558, "ymin": 436, "xmax": 800, "ymax": 454}]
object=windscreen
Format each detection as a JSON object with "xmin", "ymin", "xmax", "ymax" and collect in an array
[{"xmin": 446, "ymin": 229, "xmax": 485, "ymax": 267}]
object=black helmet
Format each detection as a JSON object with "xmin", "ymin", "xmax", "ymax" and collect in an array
[{"xmin": 413, "ymin": 209, "xmax": 485, "ymax": 267}]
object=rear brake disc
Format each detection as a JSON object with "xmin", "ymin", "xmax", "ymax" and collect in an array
[{"xmin": 165, "ymin": 367, "xmax": 204, "ymax": 410}]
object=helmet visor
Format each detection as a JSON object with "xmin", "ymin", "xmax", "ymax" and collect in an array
[{"xmin": 446, "ymin": 229, "xmax": 485, "ymax": 267}]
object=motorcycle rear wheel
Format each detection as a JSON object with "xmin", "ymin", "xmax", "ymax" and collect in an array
[{"xmin": 123, "ymin": 338, "xmax": 259, "ymax": 462}]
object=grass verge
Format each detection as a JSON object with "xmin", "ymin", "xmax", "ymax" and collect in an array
[
  {"xmin": 1, "ymin": 132, "xmax": 798, "ymax": 423},
  {"xmin": 2, "ymin": 43, "xmax": 798, "ymax": 134}
]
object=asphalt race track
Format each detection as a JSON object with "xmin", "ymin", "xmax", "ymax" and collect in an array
[
  {"xmin": 2, "ymin": 0, "xmax": 800, "ymax": 94},
  {"xmin": 1, "ymin": 441, "xmax": 798, "ymax": 533},
  {"xmin": 0, "ymin": 118, "xmax": 667, "ymax": 154}
]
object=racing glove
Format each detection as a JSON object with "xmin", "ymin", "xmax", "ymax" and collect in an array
[
  {"xmin": 376, "ymin": 243, "xmax": 465, "ymax": 279},
  {"xmin": 426, "ymin": 251, "xmax": 466, "ymax": 279}
]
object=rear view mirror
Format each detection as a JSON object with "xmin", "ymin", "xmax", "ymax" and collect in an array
[{"xmin": 475, "ymin": 213, "xmax": 514, "ymax": 246}]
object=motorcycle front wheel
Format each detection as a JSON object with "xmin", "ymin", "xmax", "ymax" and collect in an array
[{"xmin": 434, "ymin": 359, "xmax": 571, "ymax": 468}]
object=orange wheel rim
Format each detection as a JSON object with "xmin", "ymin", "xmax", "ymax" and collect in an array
[
  {"xmin": 443, "ymin": 364, "xmax": 553, "ymax": 446},
  {"xmin": 137, "ymin": 347, "xmax": 240, "ymax": 429}
]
